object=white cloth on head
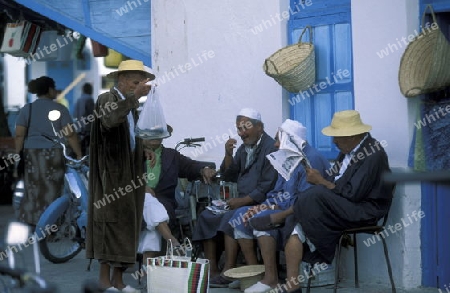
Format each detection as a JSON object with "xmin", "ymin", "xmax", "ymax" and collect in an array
[
  {"xmin": 137, "ymin": 193, "xmax": 169, "ymax": 253},
  {"xmin": 238, "ymin": 108, "xmax": 261, "ymax": 121},
  {"xmin": 266, "ymin": 119, "xmax": 308, "ymax": 181}
]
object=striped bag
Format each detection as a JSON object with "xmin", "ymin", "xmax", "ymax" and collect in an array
[
  {"xmin": 147, "ymin": 256, "xmax": 210, "ymax": 293},
  {"xmin": 0, "ymin": 21, "xmax": 41, "ymax": 57}
]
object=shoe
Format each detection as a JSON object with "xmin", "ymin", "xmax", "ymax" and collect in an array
[
  {"xmin": 244, "ymin": 281, "xmax": 272, "ymax": 293},
  {"xmin": 105, "ymin": 287, "xmax": 120, "ymax": 292},
  {"xmin": 121, "ymin": 285, "xmax": 140, "ymax": 293},
  {"xmin": 249, "ymin": 214, "xmax": 284, "ymax": 231},
  {"xmin": 209, "ymin": 275, "xmax": 233, "ymax": 288},
  {"xmin": 228, "ymin": 279, "xmax": 240, "ymax": 289}
]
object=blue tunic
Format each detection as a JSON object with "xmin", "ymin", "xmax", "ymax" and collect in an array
[{"xmin": 227, "ymin": 143, "xmax": 330, "ymax": 240}]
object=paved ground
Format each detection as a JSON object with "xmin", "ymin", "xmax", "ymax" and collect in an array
[{"xmin": 0, "ymin": 205, "xmax": 440, "ymax": 293}]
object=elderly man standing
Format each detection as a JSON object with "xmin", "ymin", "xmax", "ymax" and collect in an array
[
  {"xmin": 251, "ymin": 110, "xmax": 394, "ymax": 293},
  {"xmin": 228, "ymin": 119, "xmax": 329, "ymax": 293},
  {"xmin": 86, "ymin": 60, "xmax": 153, "ymax": 292},
  {"xmin": 192, "ymin": 108, "xmax": 278, "ymax": 287}
]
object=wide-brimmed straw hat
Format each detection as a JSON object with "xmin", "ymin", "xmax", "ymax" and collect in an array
[
  {"xmin": 321, "ymin": 110, "xmax": 372, "ymax": 137},
  {"xmin": 107, "ymin": 60, "xmax": 155, "ymax": 80},
  {"xmin": 223, "ymin": 265, "xmax": 265, "ymax": 291}
]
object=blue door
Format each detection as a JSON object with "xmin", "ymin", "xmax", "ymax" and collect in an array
[
  {"xmin": 288, "ymin": 0, "xmax": 353, "ymax": 160},
  {"xmin": 419, "ymin": 1, "xmax": 450, "ymax": 289}
]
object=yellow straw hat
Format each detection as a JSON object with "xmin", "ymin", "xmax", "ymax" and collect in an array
[
  {"xmin": 223, "ymin": 265, "xmax": 265, "ymax": 291},
  {"xmin": 321, "ymin": 110, "xmax": 372, "ymax": 137},
  {"xmin": 106, "ymin": 60, "xmax": 155, "ymax": 80}
]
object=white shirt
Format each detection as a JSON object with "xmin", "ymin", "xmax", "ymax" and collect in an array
[{"xmin": 334, "ymin": 134, "xmax": 369, "ymax": 181}]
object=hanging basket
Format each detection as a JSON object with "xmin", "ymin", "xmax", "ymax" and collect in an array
[
  {"xmin": 263, "ymin": 26, "xmax": 315, "ymax": 93},
  {"xmin": 398, "ymin": 5, "xmax": 450, "ymax": 98}
]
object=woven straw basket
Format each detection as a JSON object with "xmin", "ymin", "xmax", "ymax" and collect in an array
[
  {"xmin": 224, "ymin": 265, "xmax": 265, "ymax": 291},
  {"xmin": 263, "ymin": 26, "xmax": 315, "ymax": 93},
  {"xmin": 399, "ymin": 5, "xmax": 450, "ymax": 98}
]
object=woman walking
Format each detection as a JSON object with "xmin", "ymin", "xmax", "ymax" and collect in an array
[{"xmin": 15, "ymin": 76, "xmax": 82, "ymax": 226}]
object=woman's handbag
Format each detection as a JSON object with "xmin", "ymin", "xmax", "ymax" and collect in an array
[
  {"xmin": 0, "ymin": 21, "xmax": 41, "ymax": 57},
  {"xmin": 263, "ymin": 26, "xmax": 316, "ymax": 93},
  {"xmin": 398, "ymin": 5, "xmax": 450, "ymax": 98},
  {"xmin": 147, "ymin": 239, "xmax": 209, "ymax": 293}
]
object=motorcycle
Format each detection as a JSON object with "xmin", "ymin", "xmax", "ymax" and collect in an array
[{"xmin": 13, "ymin": 110, "xmax": 89, "ymax": 264}]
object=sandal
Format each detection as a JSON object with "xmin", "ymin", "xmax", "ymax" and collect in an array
[
  {"xmin": 249, "ymin": 213, "xmax": 284, "ymax": 231},
  {"xmin": 209, "ymin": 275, "xmax": 233, "ymax": 288}
]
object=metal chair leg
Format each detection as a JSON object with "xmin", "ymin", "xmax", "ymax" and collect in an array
[
  {"xmin": 306, "ymin": 264, "xmax": 313, "ymax": 293},
  {"xmin": 353, "ymin": 233, "xmax": 359, "ymax": 288},
  {"xmin": 380, "ymin": 236, "xmax": 396, "ymax": 293},
  {"xmin": 334, "ymin": 234, "xmax": 344, "ymax": 293}
]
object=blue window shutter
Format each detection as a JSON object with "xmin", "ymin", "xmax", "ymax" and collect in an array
[{"xmin": 288, "ymin": 0, "xmax": 353, "ymax": 160}]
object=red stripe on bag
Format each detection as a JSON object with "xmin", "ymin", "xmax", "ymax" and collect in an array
[
  {"xmin": 21, "ymin": 23, "xmax": 40, "ymax": 54},
  {"xmin": 188, "ymin": 263, "xmax": 208, "ymax": 293}
]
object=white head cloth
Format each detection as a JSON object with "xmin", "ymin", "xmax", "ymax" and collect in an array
[
  {"xmin": 238, "ymin": 108, "xmax": 261, "ymax": 121},
  {"xmin": 267, "ymin": 119, "xmax": 309, "ymax": 181}
]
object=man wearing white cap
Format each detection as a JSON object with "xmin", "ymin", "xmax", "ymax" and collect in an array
[
  {"xmin": 250, "ymin": 110, "xmax": 394, "ymax": 293},
  {"xmin": 192, "ymin": 108, "xmax": 278, "ymax": 287},
  {"xmin": 87, "ymin": 60, "xmax": 153, "ymax": 292},
  {"xmin": 227, "ymin": 119, "xmax": 329, "ymax": 293}
]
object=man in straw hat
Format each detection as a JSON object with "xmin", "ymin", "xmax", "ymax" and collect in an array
[
  {"xmin": 250, "ymin": 110, "xmax": 394, "ymax": 293},
  {"xmin": 226, "ymin": 119, "xmax": 329, "ymax": 293},
  {"xmin": 86, "ymin": 60, "xmax": 154, "ymax": 292},
  {"xmin": 192, "ymin": 108, "xmax": 278, "ymax": 288}
]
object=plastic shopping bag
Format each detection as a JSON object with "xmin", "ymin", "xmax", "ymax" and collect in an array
[{"xmin": 135, "ymin": 87, "xmax": 171, "ymax": 139}]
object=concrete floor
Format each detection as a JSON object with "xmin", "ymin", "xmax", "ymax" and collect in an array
[{"xmin": 0, "ymin": 205, "xmax": 442, "ymax": 293}]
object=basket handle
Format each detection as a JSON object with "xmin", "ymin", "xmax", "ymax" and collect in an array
[
  {"xmin": 298, "ymin": 26, "xmax": 313, "ymax": 46},
  {"xmin": 421, "ymin": 5, "xmax": 438, "ymax": 29},
  {"xmin": 263, "ymin": 58, "xmax": 280, "ymax": 75}
]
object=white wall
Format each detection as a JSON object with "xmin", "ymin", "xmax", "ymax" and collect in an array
[
  {"xmin": 349, "ymin": 0, "xmax": 422, "ymax": 289},
  {"xmin": 151, "ymin": 0, "xmax": 285, "ymax": 165},
  {"xmin": 4, "ymin": 55, "xmax": 26, "ymax": 107}
]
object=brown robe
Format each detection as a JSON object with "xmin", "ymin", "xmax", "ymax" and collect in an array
[{"xmin": 86, "ymin": 88, "xmax": 145, "ymax": 265}]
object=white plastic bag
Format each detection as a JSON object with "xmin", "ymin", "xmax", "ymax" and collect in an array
[{"xmin": 135, "ymin": 87, "xmax": 170, "ymax": 139}]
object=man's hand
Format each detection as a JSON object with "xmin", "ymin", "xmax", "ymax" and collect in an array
[
  {"xmin": 225, "ymin": 138, "xmax": 237, "ymax": 157},
  {"xmin": 133, "ymin": 78, "xmax": 152, "ymax": 98},
  {"xmin": 145, "ymin": 186, "xmax": 156, "ymax": 197},
  {"xmin": 201, "ymin": 167, "xmax": 217, "ymax": 184},
  {"xmin": 306, "ymin": 168, "xmax": 336, "ymax": 189},
  {"xmin": 227, "ymin": 197, "xmax": 252, "ymax": 210},
  {"xmin": 306, "ymin": 168, "xmax": 324, "ymax": 185},
  {"xmin": 144, "ymin": 149, "xmax": 156, "ymax": 167}
]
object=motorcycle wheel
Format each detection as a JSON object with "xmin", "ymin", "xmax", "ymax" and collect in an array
[{"xmin": 38, "ymin": 211, "xmax": 82, "ymax": 263}]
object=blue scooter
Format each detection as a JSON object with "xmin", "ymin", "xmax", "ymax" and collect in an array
[
  {"xmin": 35, "ymin": 135, "xmax": 89, "ymax": 263},
  {"xmin": 14, "ymin": 110, "xmax": 89, "ymax": 264}
]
